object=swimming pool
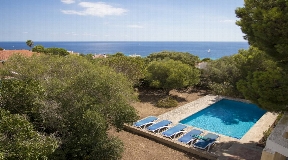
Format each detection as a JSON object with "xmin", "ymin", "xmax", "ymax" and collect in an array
[{"xmin": 179, "ymin": 99, "xmax": 266, "ymax": 139}]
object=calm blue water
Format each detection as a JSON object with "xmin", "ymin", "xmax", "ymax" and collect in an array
[
  {"xmin": 0, "ymin": 41, "xmax": 249, "ymax": 59},
  {"xmin": 179, "ymin": 99, "xmax": 266, "ymax": 139}
]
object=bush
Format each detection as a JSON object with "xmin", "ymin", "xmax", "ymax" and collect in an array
[
  {"xmin": 146, "ymin": 59, "xmax": 200, "ymax": 91},
  {"xmin": 32, "ymin": 45, "xmax": 45, "ymax": 53},
  {"xmin": 259, "ymin": 112, "xmax": 283, "ymax": 147},
  {"xmin": 44, "ymin": 47, "xmax": 69, "ymax": 56},
  {"xmin": 0, "ymin": 48, "xmax": 4, "ymax": 51},
  {"xmin": 201, "ymin": 58, "xmax": 211, "ymax": 62},
  {"xmin": 208, "ymin": 81, "xmax": 237, "ymax": 97},
  {"xmin": 147, "ymin": 51, "xmax": 200, "ymax": 67},
  {"xmin": 97, "ymin": 54, "xmax": 147, "ymax": 86},
  {"xmin": 156, "ymin": 97, "xmax": 178, "ymax": 108},
  {"xmin": 262, "ymin": 127, "xmax": 272, "ymax": 142},
  {"xmin": 0, "ymin": 54, "xmax": 138, "ymax": 159}
]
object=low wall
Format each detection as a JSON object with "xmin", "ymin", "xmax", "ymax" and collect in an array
[{"xmin": 124, "ymin": 124, "xmax": 219, "ymax": 160}]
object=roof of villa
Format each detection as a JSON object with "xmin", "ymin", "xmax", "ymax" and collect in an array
[{"xmin": 0, "ymin": 50, "xmax": 34, "ymax": 60}]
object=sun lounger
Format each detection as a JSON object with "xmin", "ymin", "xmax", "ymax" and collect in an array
[
  {"xmin": 161, "ymin": 124, "xmax": 187, "ymax": 139},
  {"xmin": 133, "ymin": 116, "xmax": 158, "ymax": 129},
  {"xmin": 193, "ymin": 133, "xmax": 219, "ymax": 152},
  {"xmin": 178, "ymin": 129, "xmax": 203, "ymax": 145},
  {"xmin": 146, "ymin": 120, "xmax": 172, "ymax": 133}
]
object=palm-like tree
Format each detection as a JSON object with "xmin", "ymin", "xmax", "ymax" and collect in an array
[{"xmin": 26, "ymin": 40, "xmax": 34, "ymax": 51}]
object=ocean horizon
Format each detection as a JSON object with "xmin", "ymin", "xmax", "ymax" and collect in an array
[{"xmin": 0, "ymin": 41, "xmax": 249, "ymax": 59}]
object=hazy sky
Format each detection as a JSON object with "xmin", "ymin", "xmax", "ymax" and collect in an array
[{"xmin": 1, "ymin": 0, "xmax": 246, "ymax": 41}]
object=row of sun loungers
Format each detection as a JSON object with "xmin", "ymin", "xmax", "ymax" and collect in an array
[{"xmin": 133, "ymin": 116, "xmax": 219, "ymax": 152}]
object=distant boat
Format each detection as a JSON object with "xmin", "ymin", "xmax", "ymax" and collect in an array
[{"xmin": 207, "ymin": 49, "xmax": 210, "ymax": 53}]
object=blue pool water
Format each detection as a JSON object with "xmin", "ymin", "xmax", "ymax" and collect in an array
[{"xmin": 179, "ymin": 99, "xmax": 266, "ymax": 139}]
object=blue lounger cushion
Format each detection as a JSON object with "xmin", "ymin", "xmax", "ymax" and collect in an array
[
  {"xmin": 161, "ymin": 124, "xmax": 187, "ymax": 139},
  {"xmin": 133, "ymin": 116, "xmax": 158, "ymax": 128},
  {"xmin": 146, "ymin": 120, "xmax": 172, "ymax": 133},
  {"xmin": 193, "ymin": 133, "xmax": 219, "ymax": 152},
  {"xmin": 178, "ymin": 129, "xmax": 203, "ymax": 144}
]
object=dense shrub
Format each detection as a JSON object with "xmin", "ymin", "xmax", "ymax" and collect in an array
[
  {"xmin": 201, "ymin": 47, "xmax": 277, "ymax": 98},
  {"xmin": 147, "ymin": 51, "xmax": 200, "ymax": 67},
  {"xmin": 0, "ymin": 54, "xmax": 138, "ymax": 159},
  {"xmin": 44, "ymin": 47, "xmax": 69, "ymax": 56},
  {"xmin": 201, "ymin": 56, "xmax": 242, "ymax": 97},
  {"xmin": 146, "ymin": 59, "xmax": 200, "ymax": 93},
  {"xmin": 156, "ymin": 97, "xmax": 178, "ymax": 108},
  {"xmin": 96, "ymin": 53, "xmax": 147, "ymax": 86},
  {"xmin": 201, "ymin": 58, "xmax": 211, "ymax": 62},
  {"xmin": 0, "ymin": 108, "xmax": 58, "ymax": 159},
  {"xmin": 259, "ymin": 113, "xmax": 283, "ymax": 147},
  {"xmin": 32, "ymin": 45, "xmax": 45, "ymax": 53},
  {"xmin": 32, "ymin": 45, "xmax": 69, "ymax": 56}
]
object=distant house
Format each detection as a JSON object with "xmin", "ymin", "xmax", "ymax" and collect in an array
[
  {"xmin": 92, "ymin": 54, "xmax": 107, "ymax": 59},
  {"xmin": 68, "ymin": 50, "xmax": 79, "ymax": 55},
  {"xmin": 0, "ymin": 50, "xmax": 34, "ymax": 61},
  {"xmin": 129, "ymin": 54, "xmax": 141, "ymax": 57},
  {"xmin": 195, "ymin": 62, "xmax": 207, "ymax": 69}
]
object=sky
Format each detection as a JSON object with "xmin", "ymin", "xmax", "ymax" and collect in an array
[{"xmin": 1, "ymin": 0, "xmax": 246, "ymax": 42}]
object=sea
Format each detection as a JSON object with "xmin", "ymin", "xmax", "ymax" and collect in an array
[{"xmin": 0, "ymin": 41, "xmax": 249, "ymax": 59}]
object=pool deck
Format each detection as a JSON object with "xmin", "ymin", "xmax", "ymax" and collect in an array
[
  {"xmin": 157, "ymin": 95, "xmax": 277, "ymax": 144},
  {"xmin": 126, "ymin": 95, "xmax": 278, "ymax": 160}
]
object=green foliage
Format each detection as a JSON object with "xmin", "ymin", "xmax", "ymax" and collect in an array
[
  {"xmin": 44, "ymin": 47, "xmax": 69, "ymax": 56},
  {"xmin": 146, "ymin": 59, "xmax": 200, "ymax": 92},
  {"xmin": 233, "ymin": 48, "xmax": 288, "ymax": 112},
  {"xmin": 237, "ymin": 67, "xmax": 288, "ymax": 112},
  {"xmin": 112, "ymin": 52, "xmax": 125, "ymax": 57},
  {"xmin": 261, "ymin": 113, "xmax": 283, "ymax": 145},
  {"xmin": 201, "ymin": 58, "xmax": 211, "ymax": 62},
  {"xmin": 202, "ymin": 47, "xmax": 276, "ymax": 98},
  {"xmin": 234, "ymin": 47, "xmax": 276, "ymax": 77},
  {"xmin": 52, "ymin": 110, "xmax": 124, "ymax": 159},
  {"xmin": 26, "ymin": 40, "xmax": 34, "ymax": 50},
  {"xmin": 201, "ymin": 56, "xmax": 242, "ymax": 97},
  {"xmin": 97, "ymin": 54, "xmax": 147, "ymax": 86},
  {"xmin": 0, "ymin": 79, "xmax": 44, "ymax": 114},
  {"xmin": 0, "ymin": 54, "xmax": 138, "ymax": 159},
  {"xmin": 156, "ymin": 97, "xmax": 178, "ymax": 108},
  {"xmin": 31, "ymin": 45, "xmax": 69, "ymax": 56},
  {"xmin": 147, "ymin": 51, "xmax": 200, "ymax": 67},
  {"xmin": 201, "ymin": 47, "xmax": 288, "ymax": 111},
  {"xmin": 80, "ymin": 53, "xmax": 94, "ymax": 61},
  {"xmin": 0, "ymin": 48, "xmax": 3, "ymax": 51},
  {"xmin": 235, "ymin": 0, "xmax": 288, "ymax": 62},
  {"xmin": 207, "ymin": 81, "xmax": 236, "ymax": 97},
  {"xmin": 32, "ymin": 45, "xmax": 45, "ymax": 53},
  {"xmin": 262, "ymin": 127, "xmax": 272, "ymax": 144},
  {"xmin": 235, "ymin": 1, "xmax": 288, "ymax": 112},
  {"xmin": 0, "ymin": 109, "xmax": 58, "ymax": 159},
  {"xmin": 0, "ymin": 78, "xmax": 45, "ymax": 129}
]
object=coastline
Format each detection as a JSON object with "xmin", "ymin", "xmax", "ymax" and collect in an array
[{"xmin": 0, "ymin": 41, "xmax": 249, "ymax": 59}]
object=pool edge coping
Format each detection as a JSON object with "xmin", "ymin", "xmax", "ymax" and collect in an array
[{"xmin": 157, "ymin": 94, "xmax": 278, "ymax": 144}]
